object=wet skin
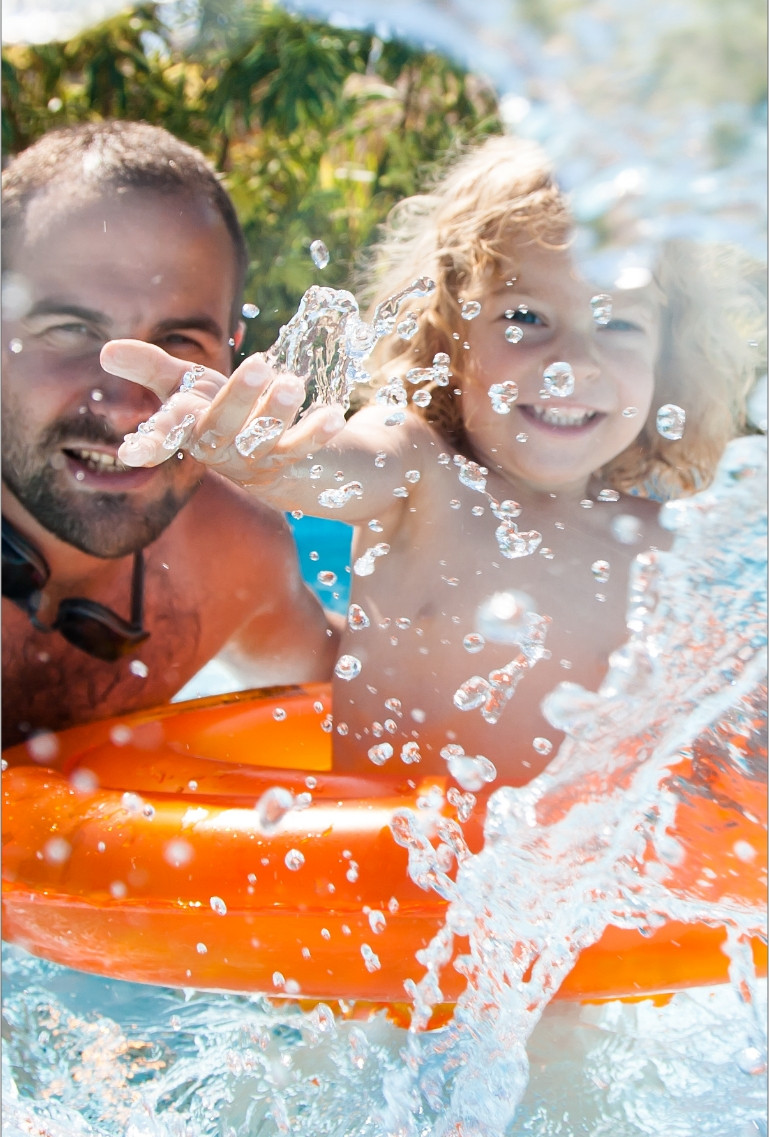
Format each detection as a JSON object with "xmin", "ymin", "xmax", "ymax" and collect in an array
[
  {"xmin": 103, "ymin": 242, "xmax": 673, "ymax": 785},
  {"xmin": 2, "ymin": 189, "xmax": 336, "ymax": 750}
]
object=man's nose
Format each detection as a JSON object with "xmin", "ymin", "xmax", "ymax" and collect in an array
[{"xmin": 89, "ymin": 366, "xmax": 161, "ymax": 425}]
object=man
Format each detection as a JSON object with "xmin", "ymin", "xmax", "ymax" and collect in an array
[{"xmin": 2, "ymin": 120, "xmax": 337, "ymax": 751}]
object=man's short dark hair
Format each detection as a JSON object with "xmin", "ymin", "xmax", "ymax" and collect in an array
[{"xmin": 2, "ymin": 119, "xmax": 248, "ymax": 329}]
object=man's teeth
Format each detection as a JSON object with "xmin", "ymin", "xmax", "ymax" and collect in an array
[
  {"xmin": 530, "ymin": 406, "xmax": 597, "ymax": 427},
  {"xmin": 69, "ymin": 448, "xmax": 129, "ymax": 472}
]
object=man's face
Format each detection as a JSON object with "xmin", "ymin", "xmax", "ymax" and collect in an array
[{"xmin": 2, "ymin": 188, "xmax": 240, "ymax": 557}]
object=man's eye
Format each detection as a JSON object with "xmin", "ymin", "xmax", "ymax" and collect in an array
[
  {"xmin": 40, "ymin": 323, "xmax": 98, "ymax": 347},
  {"xmin": 503, "ymin": 307, "xmax": 543, "ymax": 325}
]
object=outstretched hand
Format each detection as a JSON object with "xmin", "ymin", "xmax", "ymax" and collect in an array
[{"xmin": 101, "ymin": 340, "xmax": 346, "ymax": 488}]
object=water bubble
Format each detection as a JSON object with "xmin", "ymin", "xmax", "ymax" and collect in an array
[
  {"xmin": 196, "ymin": 942, "xmax": 208, "ymax": 954},
  {"xmin": 656, "ymin": 403, "xmax": 686, "ymax": 440},
  {"xmin": 241, "ymin": 303, "xmax": 260, "ymax": 319},
  {"xmin": 318, "ymin": 481, "xmax": 363, "ymax": 509},
  {"xmin": 335, "ymin": 654, "xmax": 362, "ymax": 681},
  {"xmin": 463, "ymin": 633, "xmax": 485, "ymax": 653},
  {"xmin": 476, "ymin": 590, "xmax": 534, "ymax": 644},
  {"xmin": 347, "ymin": 604, "xmax": 371, "ymax": 632},
  {"xmin": 516, "ymin": 432, "xmax": 528, "ymax": 443},
  {"xmin": 180, "ymin": 364, "xmax": 205, "ymax": 391},
  {"xmin": 412, "ymin": 389, "xmax": 432, "ymax": 407},
  {"xmin": 137, "ymin": 416, "xmax": 158, "ymax": 435},
  {"xmin": 368, "ymin": 910, "xmax": 387, "ymax": 934},
  {"xmin": 395, "ymin": 616, "xmax": 411, "ymax": 629},
  {"xmin": 597, "ymin": 488, "xmax": 620, "ymax": 502},
  {"xmin": 284, "ymin": 849, "xmax": 305, "ymax": 871},
  {"xmin": 162, "ymin": 413, "xmax": 196, "ymax": 451},
  {"xmin": 396, "ymin": 313, "xmax": 419, "ymax": 340},
  {"xmin": 385, "ymin": 411, "xmax": 405, "ymax": 426},
  {"xmin": 542, "ymin": 361, "xmax": 575, "ymax": 398},
  {"xmin": 591, "ymin": 559, "xmax": 611, "ymax": 583},
  {"xmin": 368, "ymin": 742, "xmax": 393, "ymax": 766},
  {"xmin": 504, "ymin": 325, "xmax": 524, "ymax": 343},
  {"xmin": 210, "ymin": 896, "xmax": 227, "ymax": 916},
  {"xmin": 461, "ymin": 300, "xmax": 482, "ymax": 320},
  {"xmin": 310, "ymin": 239, "xmax": 330, "ymax": 269},
  {"xmin": 622, "ymin": 406, "xmax": 639, "ymax": 418},
  {"xmin": 441, "ymin": 745, "xmax": 497, "ymax": 791},
  {"xmin": 89, "ymin": 388, "xmax": 104, "ymax": 402},
  {"xmin": 129, "ymin": 660, "xmax": 149, "ymax": 678},
  {"xmin": 26, "ymin": 731, "xmax": 60, "ymax": 764},
  {"xmin": 353, "ymin": 542, "xmax": 390, "ymax": 576},
  {"xmin": 9, "ymin": 338, "xmax": 23, "ymax": 354},
  {"xmin": 453, "ymin": 675, "xmax": 491, "ymax": 711},
  {"xmin": 110, "ymin": 881, "xmax": 127, "ymax": 899},
  {"xmin": 590, "ymin": 293, "xmax": 613, "ymax": 324},
  {"xmin": 489, "ymin": 380, "xmax": 519, "ymax": 413},
  {"xmin": 235, "ymin": 416, "xmax": 284, "ymax": 456},
  {"xmin": 533, "ymin": 737, "xmax": 553, "ymax": 756},
  {"xmin": 610, "ymin": 513, "xmax": 643, "ymax": 544},
  {"xmin": 317, "ymin": 570, "xmax": 337, "ymax": 587}
]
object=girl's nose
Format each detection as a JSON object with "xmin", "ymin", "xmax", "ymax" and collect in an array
[{"xmin": 547, "ymin": 330, "xmax": 601, "ymax": 387}]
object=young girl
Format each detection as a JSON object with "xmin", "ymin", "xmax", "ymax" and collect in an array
[{"xmin": 105, "ymin": 136, "xmax": 763, "ymax": 786}]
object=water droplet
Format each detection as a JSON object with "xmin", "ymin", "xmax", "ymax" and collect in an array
[
  {"xmin": 180, "ymin": 364, "xmax": 205, "ymax": 391},
  {"xmin": 210, "ymin": 895, "xmax": 227, "ymax": 916},
  {"xmin": 318, "ymin": 481, "xmax": 363, "ymax": 509},
  {"xmin": 441, "ymin": 745, "xmax": 497, "ymax": 791},
  {"xmin": 335, "ymin": 654, "xmax": 362, "ymax": 681},
  {"xmin": 241, "ymin": 303, "xmax": 260, "ymax": 319},
  {"xmin": 542, "ymin": 361, "xmax": 575, "ymax": 398},
  {"xmin": 495, "ymin": 522, "xmax": 542, "ymax": 559},
  {"xmin": 622, "ymin": 406, "xmax": 639, "ymax": 418},
  {"xmin": 110, "ymin": 881, "xmax": 127, "ymax": 899},
  {"xmin": 504, "ymin": 325, "xmax": 523, "ymax": 343},
  {"xmin": 196, "ymin": 942, "xmax": 208, "ymax": 954},
  {"xmin": 732, "ymin": 840, "xmax": 757, "ymax": 863},
  {"xmin": 597, "ymin": 488, "xmax": 620, "ymax": 502},
  {"xmin": 272, "ymin": 707, "xmax": 287, "ymax": 721},
  {"xmin": 590, "ymin": 293, "xmax": 613, "ymax": 324},
  {"xmin": 516, "ymin": 432, "xmax": 528, "ymax": 443},
  {"xmin": 256, "ymin": 786, "xmax": 295, "ymax": 830},
  {"xmin": 353, "ymin": 542, "xmax": 390, "ymax": 576},
  {"xmin": 375, "ymin": 378, "xmax": 408, "ymax": 407},
  {"xmin": 360, "ymin": 943, "xmax": 381, "ymax": 971},
  {"xmin": 396, "ymin": 312, "xmax": 419, "ymax": 340},
  {"xmin": 384, "ymin": 411, "xmax": 406, "ymax": 426},
  {"xmin": 463, "ymin": 633, "xmax": 485, "ymax": 653},
  {"xmin": 368, "ymin": 742, "xmax": 393, "ymax": 766},
  {"xmin": 129, "ymin": 660, "xmax": 149, "ymax": 678},
  {"xmin": 9, "ymin": 338, "xmax": 23, "ymax": 354},
  {"xmin": 162, "ymin": 413, "xmax": 196, "ymax": 451},
  {"xmin": 368, "ymin": 909, "xmax": 387, "ymax": 933},
  {"xmin": 284, "ymin": 848, "xmax": 305, "ymax": 871},
  {"xmin": 25, "ymin": 731, "xmax": 60, "ymax": 764},
  {"xmin": 656, "ymin": 403, "xmax": 686, "ymax": 440},
  {"xmin": 489, "ymin": 380, "xmax": 519, "ymax": 413},
  {"xmin": 412, "ymin": 389, "xmax": 432, "ymax": 407},
  {"xmin": 461, "ymin": 300, "xmax": 482, "ymax": 320},
  {"xmin": 400, "ymin": 741, "xmax": 421, "ymax": 764},
  {"xmin": 310, "ymin": 239, "xmax": 330, "ymax": 269},
  {"xmin": 453, "ymin": 675, "xmax": 491, "ymax": 711},
  {"xmin": 137, "ymin": 416, "xmax": 157, "ymax": 434},
  {"xmin": 317, "ymin": 570, "xmax": 337, "ymax": 586},
  {"xmin": 533, "ymin": 737, "xmax": 552, "ymax": 756},
  {"xmin": 405, "ymin": 469, "xmax": 421, "ymax": 484},
  {"xmin": 90, "ymin": 388, "xmax": 104, "ymax": 402},
  {"xmin": 395, "ymin": 616, "xmax": 411, "ymax": 629},
  {"xmin": 475, "ymin": 590, "xmax": 534, "ymax": 644},
  {"xmin": 44, "ymin": 837, "xmax": 71, "ymax": 864},
  {"xmin": 164, "ymin": 838, "xmax": 194, "ymax": 867},
  {"xmin": 610, "ymin": 513, "xmax": 643, "ymax": 544},
  {"xmin": 235, "ymin": 416, "xmax": 284, "ymax": 456},
  {"xmin": 591, "ymin": 559, "xmax": 610, "ymax": 583},
  {"xmin": 539, "ymin": 547, "xmax": 554, "ymax": 559}
]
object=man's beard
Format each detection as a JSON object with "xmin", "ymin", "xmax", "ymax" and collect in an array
[{"xmin": 2, "ymin": 411, "xmax": 200, "ymax": 558}]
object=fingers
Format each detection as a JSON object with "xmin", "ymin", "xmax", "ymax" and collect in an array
[{"xmin": 105, "ymin": 340, "xmax": 347, "ymax": 478}]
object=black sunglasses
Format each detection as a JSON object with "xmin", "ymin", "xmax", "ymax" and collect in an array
[{"xmin": 2, "ymin": 516, "xmax": 150, "ymax": 662}]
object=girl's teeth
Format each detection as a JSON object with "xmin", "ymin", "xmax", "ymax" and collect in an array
[{"xmin": 531, "ymin": 406, "xmax": 596, "ymax": 427}]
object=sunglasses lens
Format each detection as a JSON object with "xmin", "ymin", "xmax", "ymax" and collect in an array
[
  {"xmin": 55, "ymin": 600, "xmax": 150, "ymax": 662},
  {"xmin": 2, "ymin": 536, "xmax": 48, "ymax": 603}
]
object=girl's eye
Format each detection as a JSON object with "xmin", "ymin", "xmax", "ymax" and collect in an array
[
  {"xmin": 503, "ymin": 307, "xmax": 543, "ymax": 326},
  {"xmin": 600, "ymin": 318, "xmax": 643, "ymax": 333}
]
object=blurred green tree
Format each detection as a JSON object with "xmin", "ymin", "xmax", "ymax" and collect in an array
[{"xmin": 2, "ymin": 0, "xmax": 502, "ymax": 351}]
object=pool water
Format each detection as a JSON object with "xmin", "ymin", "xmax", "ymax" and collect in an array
[{"xmin": 3, "ymin": 944, "xmax": 765, "ymax": 1137}]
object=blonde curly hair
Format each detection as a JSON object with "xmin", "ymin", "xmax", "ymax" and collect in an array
[{"xmin": 354, "ymin": 134, "xmax": 765, "ymax": 499}]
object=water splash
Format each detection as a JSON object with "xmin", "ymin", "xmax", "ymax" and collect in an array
[
  {"xmin": 264, "ymin": 278, "xmax": 435, "ymax": 411},
  {"xmin": 386, "ymin": 435, "xmax": 767, "ymax": 1133}
]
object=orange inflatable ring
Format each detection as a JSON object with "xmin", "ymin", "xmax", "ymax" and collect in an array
[{"xmin": 2, "ymin": 682, "xmax": 765, "ymax": 1028}]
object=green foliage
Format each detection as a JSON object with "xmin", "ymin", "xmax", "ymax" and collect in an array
[{"xmin": 2, "ymin": 0, "xmax": 502, "ymax": 352}]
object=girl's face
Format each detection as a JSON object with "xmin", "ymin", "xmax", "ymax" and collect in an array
[{"xmin": 460, "ymin": 242, "xmax": 662, "ymax": 497}]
